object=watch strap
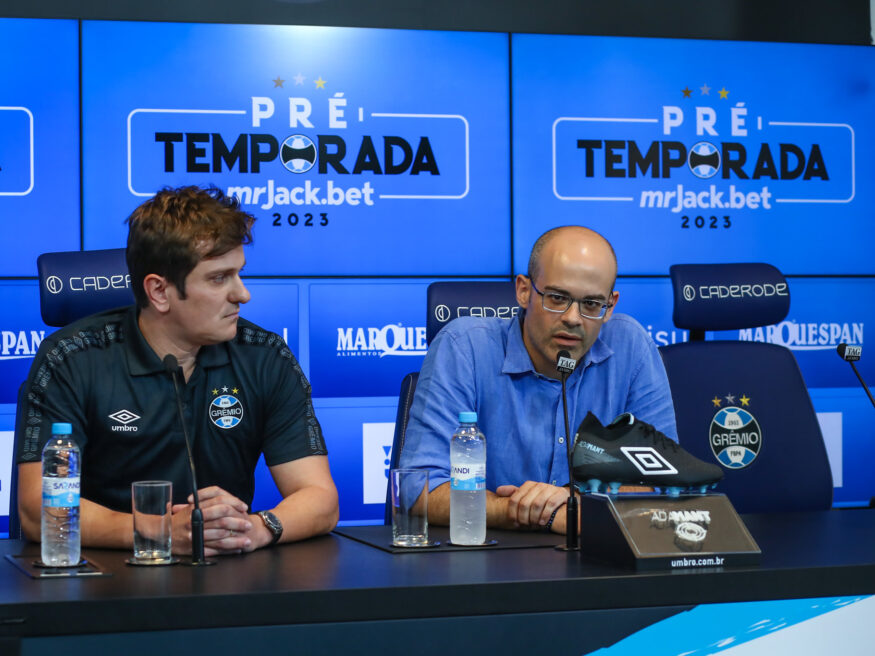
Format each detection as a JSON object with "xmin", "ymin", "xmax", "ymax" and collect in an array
[{"xmin": 257, "ymin": 510, "xmax": 283, "ymax": 545}]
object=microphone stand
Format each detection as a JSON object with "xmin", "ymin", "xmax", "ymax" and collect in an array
[
  {"xmin": 847, "ymin": 360, "xmax": 875, "ymax": 409},
  {"xmin": 164, "ymin": 355, "xmax": 215, "ymax": 566},
  {"xmin": 556, "ymin": 353, "xmax": 579, "ymax": 552}
]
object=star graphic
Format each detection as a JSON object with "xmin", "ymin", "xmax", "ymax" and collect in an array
[
  {"xmin": 700, "ymin": 83, "xmax": 711, "ymax": 95},
  {"xmin": 314, "ymin": 76, "xmax": 326, "ymax": 89},
  {"xmin": 711, "ymin": 396, "xmax": 722, "ymax": 408},
  {"xmin": 222, "ymin": 386, "xmax": 229, "ymax": 393},
  {"xmin": 740, "ymin": 394, "xmax": 751, "ymax": 406},
  {"xmin": 725, "ymin": 393, "xmax": 736, "ymax": 404},
  {"xmin": 212, "ymin": 388, "xmax": 219, "ymax": 395},
  {"xmin": 232, "ymin": 387, "xmax": 239, "ymax": 394},
  {"xmin": 718, "ymin": 87, "xmax": 729, "ymax": 99},
  {"xmin": 272, "ymin": 76, "xmax": 285, "ymax": 88},
  {"xmin": 682, "ymin": 87, "xmax": 692, "ymax": 98},
  {"xmin": 293, "ymin": 73, "xmax": 305, "ymax": 85}
]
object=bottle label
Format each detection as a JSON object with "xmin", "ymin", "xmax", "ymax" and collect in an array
[
  {"xmin": 42, "ymin": 477, "xmax": 80, "ymax": 508},
  {"xmin": 450, "ymin": 463, "xmax": 486, "ymax": 491}
]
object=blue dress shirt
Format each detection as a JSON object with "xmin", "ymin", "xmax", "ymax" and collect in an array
[{"xmin": 399, "ymin": 314, "xmax": 677, "ymax": 492}]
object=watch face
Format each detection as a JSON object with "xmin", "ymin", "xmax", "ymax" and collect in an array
[{"xmin": 261, "ymin": 511, "xmax": 282, "ymax": 538}]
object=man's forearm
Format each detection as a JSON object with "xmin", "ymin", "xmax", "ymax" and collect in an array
[
  {"xmin": 19, "ymin": 462, "xmax": 133, "ymax": 548},
  {"xmin": 427, "ymin": 481, "xmax": 518, "ymax": 530},
  {"xmin": 269, "ymin": 484, "xmax": 339, "ymax": 545},
  {"xmin": 80, "ymin": 498, "xmax": 137, "ymax": 549}
]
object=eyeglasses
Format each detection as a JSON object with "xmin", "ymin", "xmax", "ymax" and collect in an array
[{"xmin": 529, "ymin": 279, "xmax": 614, "ymax": 320}]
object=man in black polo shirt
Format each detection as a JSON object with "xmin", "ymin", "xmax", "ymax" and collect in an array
[{"xmin": 16, "ymin": 186, "xmax": 338, "ymax": 556}]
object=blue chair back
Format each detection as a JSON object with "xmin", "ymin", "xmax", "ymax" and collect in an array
[
  {"xmin": 37, "ymin": 248, "xmax": 133, "ymax": 327},
  {"xmin": 11, "ymin": 249, "xmax": 133, "ymax": 537},
  {"xmin": 385, "ymin": 280, "xmax": 517, "ymax": 523},
  {"xmin": 660, "ymin": 263, "xmax": 833, "ymax": 513},
  {"xmin": 426, "ymin": 281, "xmax": 518, "ymax": 345}
]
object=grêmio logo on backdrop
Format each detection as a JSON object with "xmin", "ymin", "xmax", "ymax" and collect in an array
[
  {"xmin": 337, "ymin": 324, "xmax": 427, "ymax": 358},
  {"xmin": 739, "ymin": 320, "xmax": 863, "ymax": 351},
  {"xmin": 129, "ymin": 85, "xmax": 471, "ymax": 209},
  {"xmin": 553, "ymin": 86, "xmax": 854, "ymax": 212}
]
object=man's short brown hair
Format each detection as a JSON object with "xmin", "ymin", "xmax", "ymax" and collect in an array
[{"xmin": 126, "ymin": 186, "xmax": 255, "ymax": 309}]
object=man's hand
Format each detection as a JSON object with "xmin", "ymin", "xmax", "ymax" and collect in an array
[
  {"xmin": 495, "ymin": 481, "xmax": 570, "ymax": 530},
  {"xmin": 171, "ymin": 486, "xmax": 256, "ymax": 556}
]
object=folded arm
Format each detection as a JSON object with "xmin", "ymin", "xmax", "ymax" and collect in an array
[{"xmin": 427, "ymin": 479, "xmax": 572, "ymax": 533}]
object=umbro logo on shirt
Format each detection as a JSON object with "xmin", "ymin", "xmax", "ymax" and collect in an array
[{"xmin": 109, "ymin": 409, "xmax": 140, "ymax": 432}]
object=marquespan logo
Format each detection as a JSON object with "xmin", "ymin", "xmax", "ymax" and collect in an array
[
  {"xmin": 209, "ymin": 388, "xmax": 244, "ymax": 429},
  {"xmin": 709, "ymin": 394, "xmax": 761, "ymax": 469}
]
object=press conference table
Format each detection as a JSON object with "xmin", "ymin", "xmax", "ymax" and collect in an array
[{"xmin": 1, "ymin": 509, "xmax": 874, "ymax": 656}]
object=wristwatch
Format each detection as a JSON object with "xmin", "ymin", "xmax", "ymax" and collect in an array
[{"xmin": 256, "ymin": 510, "xmax": 283, "ymax": 545}]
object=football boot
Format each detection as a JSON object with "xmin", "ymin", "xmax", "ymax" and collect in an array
[{"xmin": 572, "ymin": 412, "xmax": 723, "ymax": 496}]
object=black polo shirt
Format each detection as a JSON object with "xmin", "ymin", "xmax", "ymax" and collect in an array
[{"xmin": 17, "ymin": 306, "xmax": 326, "ymax": 512}]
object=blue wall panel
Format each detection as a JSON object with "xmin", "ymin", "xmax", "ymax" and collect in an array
[{"xmin": 0, "ymin": 19, "xmax": 80, "ymax": 275}]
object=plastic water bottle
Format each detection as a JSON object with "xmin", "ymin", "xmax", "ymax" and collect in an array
[
  {"xmin": 41, "ymin": 423, "xmax": 81, "ymax": 567},
  {"xmin": 450, "ymin": 411, "xmax": 486, "ymax": 545}
]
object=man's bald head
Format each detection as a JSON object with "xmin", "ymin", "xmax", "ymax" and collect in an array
[{"xmin": 526, "ymin": 226, "xmax": 617, "ymax": 289}]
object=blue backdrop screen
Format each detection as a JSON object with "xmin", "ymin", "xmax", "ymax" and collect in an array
[
  {"xmin": 81, "ymin": 22, "xmax": 510, "ymax": 276},
  {"xmin": 0, "ymin": 19, "xmax": 80, "ymax": 275},
  {"xmin": 512, "ymin": 34, "xmax": 875, "ymax": 275}
]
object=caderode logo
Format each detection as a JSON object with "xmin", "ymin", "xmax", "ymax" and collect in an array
[
  {"xmin": 685, "ymin": 282, "xmax": 788, "ymax": 301},
  {"xmin": 44, "ymin": 273, "xmax": 131, "ymax": 295},
  {"xmin": 433, "ymin": 304, "xmax": 519, "ymax": 324}
]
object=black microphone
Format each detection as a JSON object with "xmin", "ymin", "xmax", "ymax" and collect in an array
[
  {"xmin": 836, "ymin": 343, "xmax": 875, "ymax": 409},
  {"xmin": 556, "ymin": 349, "xmax": 579, "ymax": 551},
  {"xmin": 163, "ymin": 354, "xmax": 214, "ymax": 566}
]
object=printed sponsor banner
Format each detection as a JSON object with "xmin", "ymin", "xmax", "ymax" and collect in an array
[
  {"xmin": 0, "ymin": 18, "xmax": 80, "ymax": 275},
  {"xmin": 0, "ymin": 429, "xmax": 13, "ymax": 528},
  {"xmin": 314, "ymin": 398, "xmax": 398, "ymax": 523},
  {"xmin": 362, "ymin": 422, "xmax": 395, "ymax": 505},
  {"xmin": 308, "ymin": 281, "xmax": 429, "ymax": 397},
  {"xmin": 613, "ymin": 278, "xmax": 688, "ymax": 347},
  {"xmin": 811, "ymin": 389, "xmax": 875, "ymax": 506},
  {"xmin": 237, "ymin": 280, "xmax": 300, "ymax": 357},
  {"xmin": 712, "ymin": 277, "xmax": 873, "ymax": 389},
  {"xmin": 512, "ymin": 34, "xmax": 875, "ymax": 275},
  {"xmin": 0, "ymin": 281, "xmax": 52, "ymax": 404},
  {"xmin": 82, "ymin": 22, "xmax": 510, "ymax": 276}
]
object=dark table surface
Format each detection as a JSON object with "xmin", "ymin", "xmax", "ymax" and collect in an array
[{"xmin": 1, "ymin": 509, "xmax": 874, "ymax": 640}]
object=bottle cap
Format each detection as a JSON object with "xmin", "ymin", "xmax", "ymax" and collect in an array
[
  {"xmin": 51, "ymin": 422, "xmax": 73, "ymax": 435},
  {"xmin": 458, "ymin": 411, "xmax": 477, "ymax": 423}
]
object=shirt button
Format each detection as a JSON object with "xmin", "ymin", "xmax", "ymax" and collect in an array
[
  {"xmin": 552, "ymin": 480, "xmax": 558, "ymax": 486},
  {"xmin": 558, "ymin": 436, "xmax": 565, "ymax": 444}
]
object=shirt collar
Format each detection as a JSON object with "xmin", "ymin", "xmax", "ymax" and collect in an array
[
  {"xmin": 125, "ymin": 306, "xmax": 231, "ymax": 376},
  {"xmin": 501, "ymin": 315, "xmax": 614, "ymax": 377}
]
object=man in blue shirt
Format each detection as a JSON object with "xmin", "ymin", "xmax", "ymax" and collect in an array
[{"xmin": 400, "ymin": 226, "xmax": 676, "ymax": 535}]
